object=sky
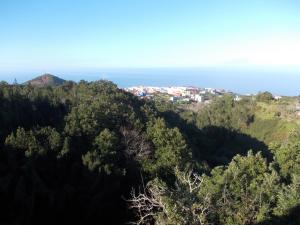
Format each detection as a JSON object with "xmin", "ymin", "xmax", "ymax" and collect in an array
[{"xmin": 0, "ymin": 0, "xmax": 300, "ymax": 74}]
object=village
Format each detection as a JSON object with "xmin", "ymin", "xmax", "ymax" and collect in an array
[{"xmin": 124, "ymin": 86, "xmax": 241, "ymax": 104}]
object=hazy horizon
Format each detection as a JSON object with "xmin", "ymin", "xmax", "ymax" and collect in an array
[
  {"xmin": 1, "ymin": 1, "xmax": 300, "ymax": 95},
  {"xmin": 1, "ymin": 67, "xmax": 300, "ymax": 96}
]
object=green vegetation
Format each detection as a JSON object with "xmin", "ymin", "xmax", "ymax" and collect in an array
[
  {"xmin": 1, "ymin": 79, "xmax": 300, "ymax": 225},
  {"xmin": 256, "ymin": 91, "xmax": 274, "ymax": 102}
]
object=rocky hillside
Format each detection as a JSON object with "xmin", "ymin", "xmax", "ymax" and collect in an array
[{"xmin": 25, "ymin": 74, "xmax": 66, "ymax": 87}]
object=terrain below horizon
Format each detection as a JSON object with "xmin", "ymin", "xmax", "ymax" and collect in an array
[{"xmin": 1, "ymin": 67, "xmax": 300, "ymax": 96}]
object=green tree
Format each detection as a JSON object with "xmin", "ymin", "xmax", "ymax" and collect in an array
[
  {"xmin": 271, "ymin": 129, "xmax": 300, "ymax": 179},
  {"xmin": 256, "ymin": 91, "xmax": 274, "ymax": 102},
  {"xmin": 146, "ymin": 117, "xmax": 191, "ymax": 174},
  {"xmin": 82, "ymin": 128, "xmax": 120, "ymax": 175},
  {"xmin": 5, "ymin": 127, "xmax": 62, "ymax": 157},
  {"xmin": 202, "ymin": 151, "xmax": 280, "ymax": 225},
  {"xmin": 196, "ymin": 95, "xmax": 254, "ymax": 129},
  {"xmin": 274, "ymin": 175, "xmax": 300, "ymax": 218}
]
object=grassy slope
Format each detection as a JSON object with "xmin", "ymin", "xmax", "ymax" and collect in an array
[{"xmin": 244, "ymin": 98, "xmax": 300, "ymax": 144}]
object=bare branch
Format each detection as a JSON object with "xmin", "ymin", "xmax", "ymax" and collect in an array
[
  {"xmin": 120, "ymin": 127, "xmax": 153, "ymax": 160},
  {"xmin": 127, "ymin": 183, "xmax": 165, "ymax": 225},
  {"xmin": 175, "ymin": 167, "xmax": 204, "ymax": 193}
]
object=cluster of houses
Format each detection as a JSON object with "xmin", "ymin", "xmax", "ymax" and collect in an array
[{"xmin": 124, "ymin": 86, "xmax": 235, "ymax": 103}]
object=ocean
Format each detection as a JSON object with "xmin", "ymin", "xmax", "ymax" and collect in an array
[{"xmin": 1, "ymin": 68, "xmax": 300, "ymax": 96}]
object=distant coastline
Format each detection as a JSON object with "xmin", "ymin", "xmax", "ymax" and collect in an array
[{"xmin": 1, "ymin": 67, "xmax": 300, "ymax": 96}]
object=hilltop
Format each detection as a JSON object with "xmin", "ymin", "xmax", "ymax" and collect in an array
[{"xmin": 25, "ymin": 74, "xmax": 66, "ymax": 87}]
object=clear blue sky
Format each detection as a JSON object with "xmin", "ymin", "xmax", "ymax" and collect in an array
[{"xmin": 1, "ymin": 0, "xmax": 300, "ymax": 73}]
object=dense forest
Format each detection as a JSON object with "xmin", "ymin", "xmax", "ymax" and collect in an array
[{"xmin": 0, "ymin": 80, "xmax": 300, "ymax": 225}]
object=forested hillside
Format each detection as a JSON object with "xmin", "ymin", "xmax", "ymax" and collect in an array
[{"xmin": 0, "ymin": 80, "xmax": 299, "ymax": 225}]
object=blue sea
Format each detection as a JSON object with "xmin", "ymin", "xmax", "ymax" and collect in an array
[{"xmin": 1, "ymin": 67, "xmax": 300, "ymax": 96}]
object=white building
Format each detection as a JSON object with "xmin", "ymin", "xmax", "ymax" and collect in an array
[
  {"xmin": 234, "ymin": 95, "xmax": 242, "ymax": 101},
  {"xmin": 274, "ymin": 95, "xmax": 282, "ymax": 100},
  {"xmin": 169, "ymin": 96, "xmax": 178, "ymax": 102},
  {"xmin": 194, "ymin": 94, "xmax": 203, "ymax": 103}
]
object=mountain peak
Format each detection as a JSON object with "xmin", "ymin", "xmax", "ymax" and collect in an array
[{"xmin": 26, "ymin": 74, "xmax": 66, "ymax": 87}]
